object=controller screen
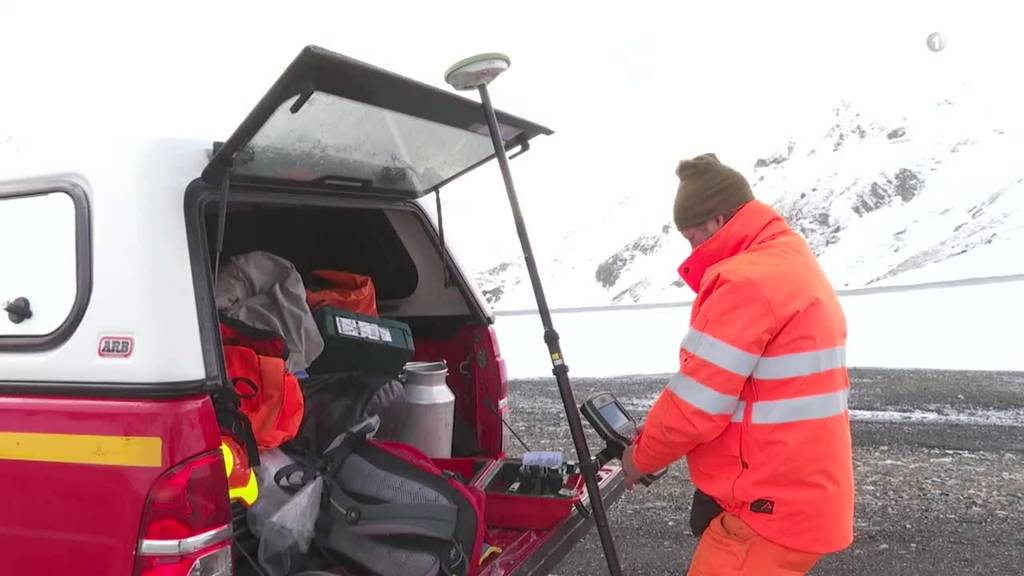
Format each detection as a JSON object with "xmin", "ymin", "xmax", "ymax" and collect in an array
[{"xmin": 598, "ymin": 401, "xmax": 634, "ymax": 439}]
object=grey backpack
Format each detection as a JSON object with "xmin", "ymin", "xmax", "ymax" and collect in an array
[{"xmin": 277, "ymin": 425, "xmax": 486, "ymax": 576}]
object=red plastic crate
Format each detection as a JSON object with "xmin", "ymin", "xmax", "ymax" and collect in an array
[
  {"xmin": 431, "ymin": 457, "xmax": 492, "ymax": 484},
  {"xmin": 474, "ymin": 459, "xmax": 586, "ymax": 531},
  {"xmin": 433, "ymin": 457, "xmax": 615, "ymax": 532}
]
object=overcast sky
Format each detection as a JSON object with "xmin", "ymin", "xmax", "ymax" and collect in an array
[
  {"xmin": 6, "ymin": 1, "xmax": 1020, "ymax": 137},
  {"xmin": 4, "ymin": 1, "xmax": 1022, "ymax": 263}
]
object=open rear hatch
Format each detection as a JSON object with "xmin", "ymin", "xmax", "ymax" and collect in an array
[
  {"xmin": 203, "ymin": 45, "xmax": 550, "ymax": 195},
  {"xmin": 208, "ymin": 46, "xmax": 624, "ymax": 576}
]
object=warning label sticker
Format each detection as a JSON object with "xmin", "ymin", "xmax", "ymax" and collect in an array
[
  {"xmin": 335, "ymin": 315, "xmax": 390, "ymax": 342},
  {"xmin": 337, "ymin": 318, "xmax": 360, "ymax": 337},
  {"xmin": 358, "ymin": 321, "xmax": 381, "ymax": 341}
]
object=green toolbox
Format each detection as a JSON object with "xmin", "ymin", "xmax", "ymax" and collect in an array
[{"xmin": 309, "ymin": 306, "xmax": 416, "ymax": 375}]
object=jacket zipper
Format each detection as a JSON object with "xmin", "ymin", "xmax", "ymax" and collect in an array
[{"xmin": 732, "ymin": 380, "xmax": 756, "ymax": 502}]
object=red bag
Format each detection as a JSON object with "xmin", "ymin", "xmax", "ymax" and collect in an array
[
  {"xmin": 305, "ymin": 270, "xmax": 378, "ymax": 317},
  {"xmin": 221, "ymin": 322, "xmax": 304, "ymax": 450}
]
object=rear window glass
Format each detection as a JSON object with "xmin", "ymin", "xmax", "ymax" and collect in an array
[
  {"xmin": 0, "ymin": 185, "xmax": 89, "ymax": 348},
  {"xmin": 205, "ymin": 205, "xmax": 418, "ymax": 300},
  {"xmin": 233, "ymin": 92, "xmax": 511, "ymax": 194}
]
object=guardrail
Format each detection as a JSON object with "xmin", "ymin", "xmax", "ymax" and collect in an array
[
  {"xmin": 491, "ymin": 273, "xmax": 1024, "ymax": 378},
  {"xmin": 492, "ymin": 273, "xmax": 1024, "ymax": 317}
]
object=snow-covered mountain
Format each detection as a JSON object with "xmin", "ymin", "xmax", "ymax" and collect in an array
[{"xmin": 452, "ymin": 92, "xmax": 1024, "ymax": 310}]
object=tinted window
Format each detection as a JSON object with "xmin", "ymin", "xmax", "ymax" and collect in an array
[{"xmin": 0, "ymin": 184, "xmax": 90, "ymax": 349}]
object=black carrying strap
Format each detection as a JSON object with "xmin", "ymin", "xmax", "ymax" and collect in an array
[
  {"xmin": 273, "ymin": 460, "xmax": 321, "ymax": 495},
  {"xmin": 274, "ymin": 419, "xmax": 376, "ymax": 495},
  {"xmin": 233, "ymin": 376, "xmax": 259, "ymax": 399},
  {"xmin": 274, "ymin": 441, "xmax": 353, "ymax": 496},
  {"xmin": 213, "ymin": 386, "xmax": 260, "ymax": 464}
]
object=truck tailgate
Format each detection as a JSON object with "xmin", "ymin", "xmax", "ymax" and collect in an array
[{"xmin": 479, "ymin": 463, "xmax": 626, "ymax": 576}]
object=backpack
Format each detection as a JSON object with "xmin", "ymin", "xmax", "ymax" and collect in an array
[
  {"xmin": 221, "ymin": 319, "xmax": 305, "ymax": 450},
  {"xmin": 278, "ymin": 425, "xmax": 486, "ymax": 576},
  {"xmin": 295, "ymin": 372, "xmax": 407, "ymax": 454}
]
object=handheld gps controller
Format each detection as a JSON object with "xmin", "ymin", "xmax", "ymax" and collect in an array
[{"xmin": 580, "ymin": 392, "xmax": 665, "ymax": 486}]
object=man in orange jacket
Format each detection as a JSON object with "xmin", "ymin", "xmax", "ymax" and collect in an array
[{"xmin": 622, "ymin": 153, "xmax": 855, "ymax": 575}]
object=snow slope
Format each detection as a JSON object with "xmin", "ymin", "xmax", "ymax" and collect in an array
[{"xmin": 448, "ymin": 88, "xmax": 1024, "ymax": 310}]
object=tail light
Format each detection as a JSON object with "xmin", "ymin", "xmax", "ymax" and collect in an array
[
  {"xmin": 487, "ymin": 325, "xmax": 509, "ymax": 405},
  {"xmin": 135, "ymin": 450, "xmax": 234, "ymax": 576},
  {"xmin": 485, "ymin": 324, "xmax": 511, "ymax": 457}
]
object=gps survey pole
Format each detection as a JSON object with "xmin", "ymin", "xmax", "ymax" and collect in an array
[{"xmin": 445, "ymin": 54, "xmax": 623, "ymax": 576}]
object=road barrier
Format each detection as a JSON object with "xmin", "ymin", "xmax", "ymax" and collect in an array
[{"xmin": 492, "ymin": 274, "xmax": 1024, "ymax": 379}]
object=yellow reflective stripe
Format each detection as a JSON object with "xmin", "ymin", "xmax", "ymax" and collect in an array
[
  {"xmin": 221, "ymin": 440, "xmax": 259, "ymax": 507},
  {"xmin": 668, "ymin": 372, "xmax": 740, "ymax": 416},
  {"xmin": 753, "ymin": 347, "xmax": 847, "ymax": 380},
  {"xmin": 221, "ymin": 443, "xmax": 233, "ymax": 471},
  {"xmin": 230, "ymin": 469, "xmax": 259, "ymax": 507},
  {"xmin": 221, "ymin": 442, "xmax": 235, "ymax": 475},
  {"xmin": 480, "ymin": 544, "xmax": 504, "ymax": 565},
  {"xmin": 0, "ymin": 432, "xmax": 163, "ymax": 468},
  {"xmin": 681, "ymin": 328, "xmax": 760, "ymax": 377}
]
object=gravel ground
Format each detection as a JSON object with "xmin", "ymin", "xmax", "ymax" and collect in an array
[{"xmin": 506, "ymin": 369, "xmax": 1024, "ymax": 575}]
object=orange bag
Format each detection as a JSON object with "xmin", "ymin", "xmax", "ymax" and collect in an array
[
  {"xmin": 305, "ymin": 270, "xmax": 378, "ymax": 317},
  {"xmin": 221, "ymin": 320, "xmax": 305, "ymax": 450},
  {"xmin": 224, "ymin": 346, "xmax": 304, "ymax": 450}
]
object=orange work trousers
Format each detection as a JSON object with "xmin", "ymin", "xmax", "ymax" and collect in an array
[{"xmin": 687, "ymin": 513, "xmax": 823, "ymax": 576}]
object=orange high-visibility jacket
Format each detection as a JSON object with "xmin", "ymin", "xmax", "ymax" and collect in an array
[{"xmin": 633, "ymin": 200, "xmax": 854, "ymax": 555}]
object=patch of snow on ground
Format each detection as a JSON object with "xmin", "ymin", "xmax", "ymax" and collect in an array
[{"xmin": 849, "ymin": 408, "xmax": 1024, "ymax": 427}]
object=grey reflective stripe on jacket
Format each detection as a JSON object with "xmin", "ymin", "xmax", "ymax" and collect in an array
[
  {"xmin": 730, "ymin": 388, "xmax": 849, "ymax": 424},
  {"xmin": 668, "ymin": 372, "xmax": 741, "ymax": 416},
  {"xmin": 677, "ymin": 327, "xmax": 849, "ymax": 424},
  {"xmin": 754, "ymin": 347, "xmax": 847, "ymax": 380},
  {"xmin": 681, "ymin": 328, "xmax": 847, "ymax": 380},
  {"xmin": 681, "ymin": 328, "xmax": 760, "ymax": 377}
]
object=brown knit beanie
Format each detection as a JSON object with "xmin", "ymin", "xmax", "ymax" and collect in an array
[{"xmin": 673, "ymin": 153, "xmax": 754, "ymax": 230}]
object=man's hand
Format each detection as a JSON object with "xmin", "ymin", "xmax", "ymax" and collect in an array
[{"xmin": 622, "ymin": 444, "xmax": 646, "ymax": 490}]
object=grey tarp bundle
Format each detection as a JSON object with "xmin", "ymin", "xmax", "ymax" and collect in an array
[
  {"xmin": 246, "ymin": 448, "xmax": 325, "ymax": 576},
  {"xmin": 259, "ymin": 475, "xmax": 323, "ymax": 576},
  {"xmin": 247, "ymin": 449, "xmax": 300, "ymax": 538},
  {"xmin": 215, "ymin": 251, "xmax": 324, "ymax": 373}
]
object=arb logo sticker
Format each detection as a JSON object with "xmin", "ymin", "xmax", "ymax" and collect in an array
[{"xmin": 98, "ymin": 336, "xmax": 134, "ymax": 358}]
